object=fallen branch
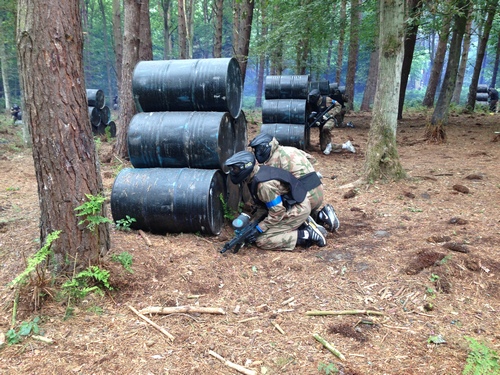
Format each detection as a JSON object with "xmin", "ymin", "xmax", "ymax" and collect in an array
[
  {"xmin": 32, "ymin": 335, "xmax": 53, "ymax": 344},
  {"xmin": 138, "ymin": 306, "xmax": 226, "ymax": 315},
  {"xmin": 128, "ymin": 305, "xmax": 175, "ymax": 341},
  {"xmin": 138, "ymin": 230, "xmax": 152, "ymax": 247},
  {"xmin": 306, "ymin": 309, "xmax": 384, "ymax": 316},
  {"xmin": 313, "ymin": 334, "xmax": 346, "ymax": 361},
  {"xmin": 271, "ymin": 320, "xmax": 285, "ymax": 334},
  {"xmin": 209, "ymin": 350, "xmax": 257, "ymax": 375}
]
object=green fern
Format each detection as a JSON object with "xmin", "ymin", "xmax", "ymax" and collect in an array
[
  {"xmin": 62, "ymin": 265, "xmax": 112, "ymax": 300},
  {"xmin": 463, "ymin": 336, "xmax": 499, "ymax": 375},
  {"xmin": 74, "ymin": 193, "xmax": 112, "ymax": 232},
  {"xmin": 9, "ymin": 230, "xmax": 61, "ymax": 287}
]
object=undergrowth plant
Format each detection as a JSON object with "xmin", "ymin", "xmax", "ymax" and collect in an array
[
  {"xmin": 111, "ymin": 252, "xmax": 134, "ymax": 273},
  {"xmin": 75, "ymin": 193, "xmax": 112, "ymax": 232},
  {"xmin": 62, "ymin": 265, "xmax": 112, "ymax": 300},
  {"xmin": 6, "ymin": 317, "xmax": 41, "ymax": 345},
  {"xmin": 463, "ymin": 336, "xmax": 499, "ymax": 375},
  {"xmin": 115, "ymin": 215, "xmax": 136, "ymax": 231}
]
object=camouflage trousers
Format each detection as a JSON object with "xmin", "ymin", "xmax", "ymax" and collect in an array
[
  {"xmin": 255, "ymin": 196, "xmax": 312, "ymax": 251},
  {"xmin": 309, "ymin": 185, "xmax": 324, "ymax": 219}
]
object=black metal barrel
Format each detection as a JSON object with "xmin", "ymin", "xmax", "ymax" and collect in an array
[
  {"xmin": 232, "ymin": 110, "xmax": 248, "ymax": 153},
  {"xmin": 259, "ymin": 124, "xmax": 309, "ymax": 150},
  {"xmin": 264, "ymin": 75, "xmax": 310, "ymax": 100},
  {"xmin": 262, "ymin": 99, "xmax": 307, "ymax": 124},
  {"xmin": 86, "ymin": 89, "xmax": 105, "ymax": 109},
  {"xmin": 111, "ymin": 167, "xmax": 225, "ymax": 235},
  {"xmin": 88, "ymin": 107, "xmax": 100, "ymax": 127},
  {"xmin": 477, "ymin": 84, "xmax": 489, "ymax": 93},
  {"xmin": 127, "ymin": 111, "xmax": 234, "ymax": 172},
  {"xmin": 132, "ymin": 58, "xmax": 243, "ymax": 118},
  {"xmin": 310, "ymin": 80, "xmax": 330, "ymax": 95},
  {"xmin": 476, "ymin": 93, "xmax": 489, "ymax": 102}
]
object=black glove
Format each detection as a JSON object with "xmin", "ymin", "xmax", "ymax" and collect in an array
[{"xmin": 247, "ymin": 226, "xmax": 262, "ymax": 243}]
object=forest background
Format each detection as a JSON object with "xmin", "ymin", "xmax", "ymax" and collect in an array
[{"xmin": 2, "ymin": 0, "xmax": 500, "ymax": 112}]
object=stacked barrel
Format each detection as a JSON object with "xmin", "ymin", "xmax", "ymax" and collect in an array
[
  {"xmin": 87, "ymin": 89, "xmax": 116, "ymax": 137},
  {"xmin": 476, "ymin": 84, "xmax": 489, "ymax": 103},
  {"xmin": 259, "ymin": 75, "xmax": 311, "ymax": 150},
  {"xmin": 110, "ymin": 58, "xmax": 245, "ymax": 235}
]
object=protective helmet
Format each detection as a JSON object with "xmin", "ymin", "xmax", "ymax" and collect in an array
[
  {"xmin": 308, "ymin": 89, "xmax": 321, "ymax": 106},
  {"xmin": 249, "ymin": 133, "xmax": 273, "ymax": 164},
  {"xmin": 224, "ymin": 151, "xmax": 256, "ymax": 184},
  {"xmin": 13, "ymin": 104, "xmax": 20, "ymax": 110}
]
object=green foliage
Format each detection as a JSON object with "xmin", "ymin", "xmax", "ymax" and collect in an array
[
  {"xmin": 6, "ymin": 317, "xmax": 41, "ymax": 345},
  {"xmin": 429, "ymin": 273, "xmax": 440, "ymax": 282},
  {"xmin": 74, "ymin": 194, "xmax": 112, "ymax": 232},
  {"xmin": 463, "ymin": 337, "xmax": 499, "ymax": 375},
  {"xmin": 219, "ymin": 193, "xmax": 236, "ymax": 221},
  {"xmin": 9, "ymin": 230, "xmax": 61, "ymax": 287},
  {"xmin": 62, "ymin": 265, "xmax": 112, "ymax": 300},
  {"xmin": 111, "ymin": 252, "xmax": 134, "ymax": 273},
  {"xmin": 318, "ymin": 362, "xmax": 339, "ymax": 374},
  {"xmin": 115, "ymin": 215, "xmax": 136, "ymax": 231}
]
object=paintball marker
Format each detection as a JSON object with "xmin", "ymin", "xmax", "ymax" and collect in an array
[
  {"xmin": 220, "ymin": 213, "xmax": 266, "ymax": 254},
  {"xmin": 307, "ymin": 102, "xmax": 336, "ymax": 129}
]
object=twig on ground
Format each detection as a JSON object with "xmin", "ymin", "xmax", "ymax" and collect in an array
[
  {"xmin": 271, "ymin": 320, "xmax": 285, "ymax": 334},
  {"xmin": 306, "ymin": 309, "xmax": 384, "ymax": 316},
  {"xmin": 128, "ymin": 305, "xmax": 175, "ymax": 341},
  {"xmin": 313, "ymin": 333, "xmax": 346, "ymax": 360},
  {"xmin": 209, "ymin": 350, "xmax": 257, "ymax": 375},
  {"xmin": 138, "ymin": 306, "xmax": 225, "ymax": 315},
  {"xmin": 32, "ymin": 335, "xmax": 53, "ymax": 344},
  {"xmin": 138, "ymin": 230, "xmax": 152, "ymax": 246}
]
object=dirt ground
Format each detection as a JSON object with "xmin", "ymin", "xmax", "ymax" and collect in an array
[{"xmin": 0, "ymin": 109, "xmax": 499, "ymax": 375}]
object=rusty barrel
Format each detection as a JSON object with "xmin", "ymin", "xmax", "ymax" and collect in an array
[
  {"xmin": 262, "ymin": 99, "xmax": 307, "ymax": 124},
  {"xmin": 259, "ymin": 124, "xmax": 309, "ymax": 150},
  {"xmin": 127, "ymin": 111, "xmax": 234, "ymax": 173},
  {"xmin": 132, "ymin": 58, "xmax": 243, "ymax": 118},
  {"xmin": 264, "ymin": 75, "xmax": 310, "ymax": 100},
  {"xmin": 111, "ymin": 167, "xmax": 225, "ymax": 235}
]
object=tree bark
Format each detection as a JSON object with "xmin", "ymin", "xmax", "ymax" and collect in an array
[
  {"xmin": 360, "ymin": 46, "xmax": 378, "ymax": 111},
  {"xmin": 345, "ymin": 0, "xmax": 361, "ymax": 111},
  {"xmin": 113, "ymin": 0, "xmax": 141, "ymax": 159},
  {"xmin": 255, "ymin": 0, "xmax": 267, "ymax": 108},
  {"xmin": 452, "ymin": 15, "xmax": 472, "ymax": 105},
  {"xmin": 161, "ymin": 0, "xmax": 173, "ymax": 59},
  {"xmin": 178, "ymin": 0, "xmax": 188, "ymax": 58},
  {"xmin": 422, "ymin": 13, "xmax": 451, "ymax": 108},
  {"xmin": 98, "ymin": 0, "xmax": 114, "ymax": 101},
  {"xmin": 428, "ymin": 0, "xmax": 471, "ymax": 141},
  {"xmin": 397, "ymin": 0, "xmax": 422, "ymax": 119},
  {"xmin": 213, "ymin": 0, "xmax": 223, "ymax": 58},
  {"xmin": 112, "ymin": 0, "xmax": 123, "ymax": 97},
  {"xmin": 465, "ymin": 0, "xmax": 497, "ymax": 111},
  {"xmin": 17, "ymin": 0, "xmax": 110, "ymax": 271},
  {"xmin": 335, "ymin": 0, "xmax": 347, "ymax": 85},
  {"xmin": 139, "ymin": 0, "xmax": 153, "ymax": 61},
  {"xmin": 362, "ymin": 0, "xmax": 406, "ymax": 183}
]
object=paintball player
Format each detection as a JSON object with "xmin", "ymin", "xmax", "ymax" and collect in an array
[
  {"xmin": 10, "ymin": 104, "xmax": 22, "ymax": 123},
  {"xmin": 488, "ymin": 87, "xmax": 498, "ymax": 113},
  {"xmin": 249, "ymin": 133, "xmax": 339, "ymax": 232},
  {"xmin": 308, "ymin": 89, "xmax": 356, "ymax": 155},
  {"xmin": 224, "ymin": 151, "xmax": 327, "ymax": 251},
  {"xmin": 329, "ymin": 87, "xmax": 353, "ymax": 128}
]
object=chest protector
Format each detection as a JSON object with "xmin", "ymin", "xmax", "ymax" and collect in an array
[{"xmin": 249, "ymin": 166, "xmax": 321, "ymax": 208}]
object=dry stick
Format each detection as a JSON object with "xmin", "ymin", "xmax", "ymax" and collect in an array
[
  {"xmin": 313, "ymin": 334, "xmax": 346, "ymax": 361},
  {"xmin": 139, "ymin": 306, "xmax": 226, "ymax": 315},
  {"xmin": 32, "ymin": 335, "xmax": 53, "ymax": 344},
  {"xmin": 138, "ymin": 230, "xmax": 152, "ymax": 246},
  {"xmin": 306, "ymin": 309, "xmax": 384, "ymax": 316},
  {"xmin": 209, "ymin": 350, "xmax": 257, "ymax": 375},
  {"xmin": 271, "ymin": 320, "xmax": 285, "ymax": 334},
  {"xmin": 128, "ymin": 305, "xmax": 175, "ymax": 341}
]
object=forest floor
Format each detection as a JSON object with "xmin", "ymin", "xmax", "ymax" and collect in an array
[{"xmin": 0, "ymin": 109, "xmax": 499, "ymax": 375}]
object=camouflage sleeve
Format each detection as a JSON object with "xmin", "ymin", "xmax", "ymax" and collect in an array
[{"xmin": 255, "ymin": 180, "xmax": 289, "ymax": 232}]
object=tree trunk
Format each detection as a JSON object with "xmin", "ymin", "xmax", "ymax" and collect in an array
[
  {"xmin": 452, "ymin": 15, "xmax": 472, "ymax": 104},
  {"xmin": 112, "ymin": 0, "xmax": 123, "ymax": 97},
  {"xmin": 139, "ymin": 0, "xmax": 153, "ymax": 61},
  {"xmin": 491, "ymin": 29, "xmax": 500, "ymax": 88},
  {"xmin": 113, "ymin": 0, "xmax": 141, "ymax": 159},
  {"xmin": 360, "ymin": 46, "xmax": 378, "ymax": 111},
  {"xmin": 255, "ymin": 1, "xmax": 267, "ymax": 108},
  {"xmin": 336, "ymin": 0, "xmax": 347, "ymax": 84},
  {"xmin": 422, "ymin": 13, "xmax": 451, "ymax": 108},
  {"xmin": 98, "ymin": 0, "xmax": 114, "ymax": 102},
  {"xmin": 178, "ymin": 0, "xmax": 188, "ymax": 58},
  {"xmin": 0, "ymin": 39, "xmax": 12, "ymax": 110},
  {"xmin": 465, "ymin": 0, "xmax": 497, "ymax": 111},
  {"xmin": 238, "ymin": 0, "xmax": 255, "ymax": 84},
  {"xmin": 428, "ymin": 0, "xmax": 471, "ymax": 141},
  {"xmin": 345, "ymin": 0, "xmax": 360, "ymax": 111},
  {"xmin": 17, "ymin": 0, "xmax": 110, "ymax": 271},
  {"xmin": 397, "ymin": 0, "xmax": 422, "ymax": 119},
  {"xmin": 362, "ymin": 0, "xmax": 406, "ymax": 183},
  {"xmin": 161, "ymin": 0, "xmax": 173, "ymax": 59},
  {"xmin": 213, "ymin": 0, "xmax": 223, "ymax": 58}
]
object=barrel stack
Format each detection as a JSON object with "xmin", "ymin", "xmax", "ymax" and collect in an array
[
  {"xmin": 86, "ymin": 89, "xmax": 116, "ymax": 137},
  {"xmin": 110, "ymin": 57, "xmax": 246, "ymax": 235}
]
